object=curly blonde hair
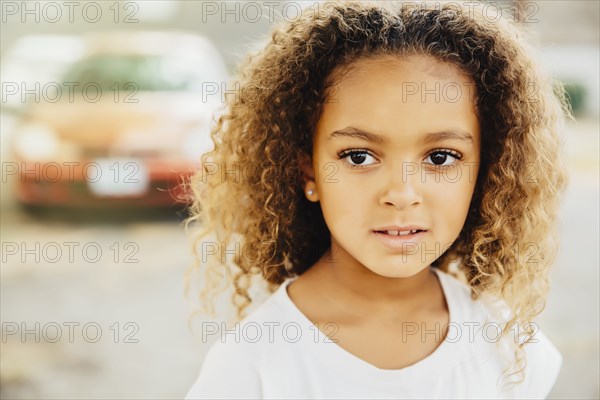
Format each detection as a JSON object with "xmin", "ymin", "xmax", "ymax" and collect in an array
[{"xmin": 185, "ymin": 0, "xmax": 570, "ymax": 389}]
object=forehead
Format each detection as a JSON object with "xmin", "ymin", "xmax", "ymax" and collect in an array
[{"xmin": 316, "ymin": 54, "xmax": 480, "ymax": 146}]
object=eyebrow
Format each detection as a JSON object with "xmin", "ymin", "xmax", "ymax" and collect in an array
[{"xmin": 328, "ymin": 126, "xmax": 474, "ymax": 145}]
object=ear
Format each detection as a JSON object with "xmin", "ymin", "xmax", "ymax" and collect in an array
[{"xmin": 297, "ymin": 151, "xmax": 319, "ymax": 202}]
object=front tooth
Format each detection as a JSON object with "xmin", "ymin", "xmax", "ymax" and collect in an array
[{"xmin": 383, "ymin": 230, "xmax": 420, "ymax": 236}]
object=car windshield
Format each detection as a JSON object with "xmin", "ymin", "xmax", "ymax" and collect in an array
[{"xmin": 61, "ymin": 54, "xmax": 206, "ymax": 91}]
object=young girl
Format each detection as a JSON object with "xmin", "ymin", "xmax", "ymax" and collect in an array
[{"xmin": 185, "ymin": 1, "xmax": 570, "ymax": 398}]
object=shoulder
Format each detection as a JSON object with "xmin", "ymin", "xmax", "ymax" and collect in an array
[
  {"xmin": 436, "ymin": 268, "xmax": 563, "ymax": 398},
  {"xmin": 185, "ymin": 338, "xmax": 263, "ymax": 399},
  {"xmin": 185, "ymin": 283, "xmax": 291, "ymax": 399},
  {"xmin": 510, "ymin": 329, "xmax": 563, "ymax": 399}
]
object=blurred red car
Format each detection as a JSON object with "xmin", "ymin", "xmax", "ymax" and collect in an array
[{"xmin": 7, "ymin": 31, "xmax": 228, "ymax": 208}]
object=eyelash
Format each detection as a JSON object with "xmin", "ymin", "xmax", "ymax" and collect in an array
[{"xmin": 337, "ymin": 148, "xmax": 463, "ymax": 169}]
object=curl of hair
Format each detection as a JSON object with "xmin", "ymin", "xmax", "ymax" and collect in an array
[{"xmin": 185, "ymin": 0, "xmax": 570, "ymax": 391}]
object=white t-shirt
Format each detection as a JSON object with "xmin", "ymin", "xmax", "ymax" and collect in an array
[{"xmin": 185, "ymin": 268, "xmax": 562, "ymax": 399}]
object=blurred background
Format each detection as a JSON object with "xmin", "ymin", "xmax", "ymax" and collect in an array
[{"xmin": 1, "ymin": 1, "xmax": 598, "ymax": 398}]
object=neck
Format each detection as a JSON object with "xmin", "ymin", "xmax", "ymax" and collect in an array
[{"xmin": 308, "ymin": 245, "xmax": 441, "ymax": 319}]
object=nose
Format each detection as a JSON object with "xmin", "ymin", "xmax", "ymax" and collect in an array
[{"xmin": 378, "ymin": 162, "xmax": 423, "ymax": 210}]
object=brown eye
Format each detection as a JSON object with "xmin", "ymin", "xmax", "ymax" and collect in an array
[
  {"xmin": 425, "ymin": 150, "xmax": 462, "ymax": 167},
  {"xmin": 430, "ymin": 153, "xmax": 448, "ymax": 165},
  {"xmin": 350, "ymin": 153, "xmax": 367, "ymax": 164},
  {"xmin": 338, "ymin": 150, "xmax": 377, "ymax": 168}
]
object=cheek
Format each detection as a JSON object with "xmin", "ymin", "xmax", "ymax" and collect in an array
[
  {"xmin": 427, "ymin": 174, "xmax": 475, "ymax": 231},
  {"xmin": 316, "ymin": 168, "xmax": 370, "ymax": 228},
  {"xmin": 319, "ymin": 177, "xmax": 358, "ymax": 208}
]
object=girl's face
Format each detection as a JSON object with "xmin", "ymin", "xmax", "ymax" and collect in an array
[{"xmin": 306, "ymin": 54, "xmax": 481, "ymax": 278}]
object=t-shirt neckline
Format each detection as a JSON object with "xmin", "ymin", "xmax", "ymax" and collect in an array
[{"xmin": 274, "ymin": 267, "xmax": 461, "ymax": 380}]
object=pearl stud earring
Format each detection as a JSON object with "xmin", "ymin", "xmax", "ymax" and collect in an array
[{"xmin": 307, "ymin": 189, "xmax": 314, "ymax": 196}]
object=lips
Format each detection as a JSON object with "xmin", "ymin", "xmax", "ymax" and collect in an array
[
  {"xmin": 371, "ymin": 229, "xmax": 427, "ymax": 250},
  {"xmin": 372, "ymin": 224, "xmax": 427, "ymax": 233},
  {"xmin": 374, "ymin": 229, "xmax": 426, "ymax": 236}
]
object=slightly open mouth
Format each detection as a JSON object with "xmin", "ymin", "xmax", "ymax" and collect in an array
[{"xmin": 373, "ymin": 230, "xmax": 427, "ymax": 237}]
